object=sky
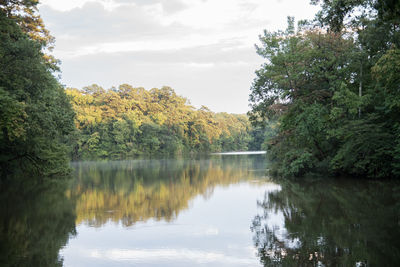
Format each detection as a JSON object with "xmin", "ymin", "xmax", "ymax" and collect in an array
[{"xmin": 39, "ymin": 0, "xmax": 319, "ymax": 114}]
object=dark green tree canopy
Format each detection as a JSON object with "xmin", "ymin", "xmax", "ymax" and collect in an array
[
  {"xmin": 0, "ymin": 9, "xmax": 75, "ymax": 179},
  {"xmin": 249, "ymin": 4, "xmax": 400, "ymax": 178}
]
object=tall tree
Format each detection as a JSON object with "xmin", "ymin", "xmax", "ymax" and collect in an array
[
  {"xmin": 0, "ymin": 8, "xmax": 75, "ymax": 179},
  {"xmin": 249, "ymin": 18, "xmax": 358, "ymax": 176},
  {"xmin": 0, "ymin": 0, "xmax": 59, "ymax": 68}
]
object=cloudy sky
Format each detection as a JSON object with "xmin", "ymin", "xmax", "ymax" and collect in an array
[{"xmin": 39, "ymin": 0, "xmax": 319, "ymax": 114}]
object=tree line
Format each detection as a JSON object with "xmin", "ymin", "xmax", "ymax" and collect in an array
[
  {"xmin": 249, "ymin": 0, "xmax": 400, "ymax": 178},
  {"xmin": 0, "ymin": 1, "xmax": 264, "ymax": 179},
  {"xmin": 66, "ymin": 84, "xmax": 262, "ymax": 159}
]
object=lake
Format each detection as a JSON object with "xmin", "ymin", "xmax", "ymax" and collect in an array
[{"xmin": 1, "ymin": 154, "xmax": 399, "ymax": 266}]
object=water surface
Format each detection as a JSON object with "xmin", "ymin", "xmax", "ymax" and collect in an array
[
  {"xmin": 1, "ymin": 154, "xmax": 399, "ymax": 266},
  {"xmin": 63, "ymin": 155, "xmax": 271, "ymax": 267}
]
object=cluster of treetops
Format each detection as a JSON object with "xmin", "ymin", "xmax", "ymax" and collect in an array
[
  {"xmin": 0, "ymin": 0, "xmax": 265, "ymax": 179},
  {"xmin": 66, "ymin": 84, "xmax": 264, "ymax": 160},
  {"xmin": 249, "ymin": 0, "xmax": 400, "ymax": 179}
]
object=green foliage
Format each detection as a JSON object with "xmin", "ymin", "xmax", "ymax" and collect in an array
[
  {"xmin": 0, "ymin": 88, "xmax": 27, "ymax": 143},
  {"xmin": 249, "ymin": 4, "xmax": 400, "ymax": 178},
  {"xmin": 0, "ymin": 0, "xmax": 58, "ymax": 68},
  {"xmin": 330, "ymin": 118, "xmax": 393, "ymax": 178},
  {"xmin": 67, "ymin": 85, "xmax": 258, "ymax": 159},
  {"xmin": 0, "ymin": 10, "xmax": 75, "ymax": 178}
]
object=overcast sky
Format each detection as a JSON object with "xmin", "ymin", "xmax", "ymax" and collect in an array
[{"xmin": 39, "ymin": 0, "xmax": 319, "ymax": 114}]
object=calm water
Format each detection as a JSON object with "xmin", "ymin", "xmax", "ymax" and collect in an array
[{"xmin": 1, "ymin": 154, "xmax": 400, "ymax": 266}]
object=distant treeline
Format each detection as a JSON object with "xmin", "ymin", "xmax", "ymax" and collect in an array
[{"xmin": 66, "ymin": 84, "xmax": 264, "ymax": 159}]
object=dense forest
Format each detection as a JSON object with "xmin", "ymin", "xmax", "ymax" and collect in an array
[
  {"xmin": 66, "ymin": 84, "xmax": 263, "ymax": 159},
  {"xmin": 249, "ymin": 0, "xmax": 400, "ymax": 178},
  {"xmin": 2, "ymin": 0, "xmax": 400, "ymax": 180},
  {"xmin": 0, "ymin": 1, "xmax": 264, "ymax": 179},
  {"xmin": 0, "ymin": 0, "xmax": 75, "ymax": 178}
]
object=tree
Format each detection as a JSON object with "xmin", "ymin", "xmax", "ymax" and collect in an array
[
  {"xmin": 0, "ymin": 10, "xmax": 75, "ymax": 179},
  {"xmin": 249, "ymin": 18, "xmax": 358, "ymax": 176},
  {"xmin": 0, "ymin": 0, "xmax": 59, "ymax": 68},
  {"xmin": 249, "ymin": 3, "xmax": 400, "ymax": 178}
]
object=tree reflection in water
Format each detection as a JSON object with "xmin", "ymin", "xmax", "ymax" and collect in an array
[
  {"xmin": 251, "ymin": 178, "xmax": 400, "ymax": 266},
  {"xmin": 0, "ymin": 179, "xmax": 76, "ymax": 267},
  {"xmin": 69, "ymin": 156, "xmax": 265, "ymax": 227}
]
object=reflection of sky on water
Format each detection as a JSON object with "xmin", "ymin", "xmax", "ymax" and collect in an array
[
  {"xmin": 212, "ymin": 151, "xmax": 266, "ymax": 155},
  {"xmin": 61, "ymin": 181, "xmax": 282, "ymax": 267}
]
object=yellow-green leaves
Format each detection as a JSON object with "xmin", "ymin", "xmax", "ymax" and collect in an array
[{"xmin": 67, "ymin": 84, "xmax": 254, "ymax": 158}]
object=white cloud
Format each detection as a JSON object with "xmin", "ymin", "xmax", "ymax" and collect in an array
[
  {"xmin": 41, "ymin": 0, "xmax": 319, "ymax": 56},
  {"xmin": 40, "ymin": 0, "xmax": 126, "ymax": 11},
  {"xmin": 165, "ymin": 0, "xmax": 245, "ymax": 29},
  {"xmin": 56, "ymin": 35, "xmax": 222, "ymax": 58},
  {"xmin": 185, "ymin": 62, "xmax": 215, "ymax": 68},
  {"xmin": 39, "ymin": 0, "xmax": 320, "ymax": 113}
]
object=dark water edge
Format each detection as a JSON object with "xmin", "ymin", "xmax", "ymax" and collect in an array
[
  {"xmin": 0, "ymin": 155, "xmax": 399, "ymax": 266},
  {"xmin": 0, "ymin": 178, "xmax": 77, "ymax": 267},
  {"xmin": 252, "ymin": 176, "xmax": 400, "ymax": 266}
]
